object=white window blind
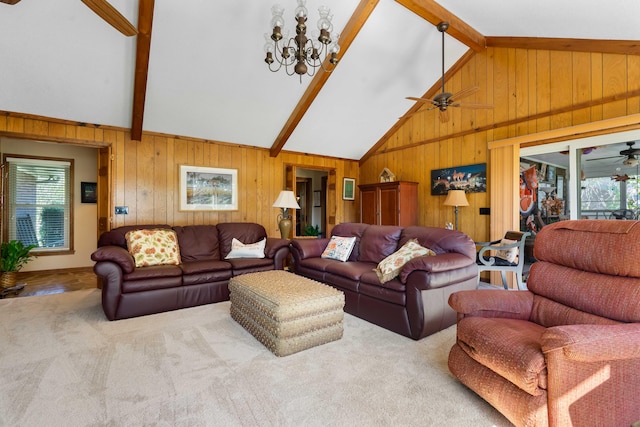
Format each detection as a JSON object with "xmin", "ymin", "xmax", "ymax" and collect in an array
[{"xmin": 6, "ymin": 156, "xmax": 73, "ymax": 251}]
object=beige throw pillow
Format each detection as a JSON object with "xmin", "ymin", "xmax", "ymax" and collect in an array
[
  {"xmin": 375, "ymin": 239, "xmax": 435, "ymax": 284},
  {"xmin": 126, "ymin": 228, "xmax": 181, "ymax": 268},
  {"xmin": 496, "ymin": 238, "xmax": 518, "ymax": 263}
]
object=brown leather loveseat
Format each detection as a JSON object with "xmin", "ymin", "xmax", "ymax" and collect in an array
[
  {"xmin": 290, "ymin": 222, "xmax": 478, "ymax": 340},
  {"xmin": 91, "ymin": 222, "xmax": 290, "ymax": 320}
]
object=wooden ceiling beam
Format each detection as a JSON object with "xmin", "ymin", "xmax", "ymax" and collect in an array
[
  {"xmin": 130, "ymin": 0, "xmax": 155, "ymax": 142},
  {"xmin": 81, "ymin": 0, "xmax": 137, "ymax": 37},
  {"xmin": 487, "ymin": 36, "xmax": 640, "ymax": 56},
  {"xmin": 269, "ymin": 0, "xmax": 379, "ymax": 158},
  {"xmin": 394, "ymin": 0, "xmax": 485, "ymax": 52}
]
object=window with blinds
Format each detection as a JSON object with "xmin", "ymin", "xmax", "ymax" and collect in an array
[{"xmin": 5, "ymin": 156, "xmax": 74, "ymax": 253}]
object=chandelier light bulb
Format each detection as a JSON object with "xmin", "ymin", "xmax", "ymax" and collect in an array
[
  {"xmin": 263, "ymin": 33, "xmax": 275, "ymax": 54},
  {"xmin": 329, "ymin": 34, "xmax": 340, "ymax": 54},
  {"xmin": 294, "ymin": 0, "xmax": 308, "ymax": 18},
  {"xmin": 317, "ymin": 6, "xmax": 332, "ymax": 32},
  {"xmin": 271, "ymin": 4, "xmax": 285, "ymax": 28}
]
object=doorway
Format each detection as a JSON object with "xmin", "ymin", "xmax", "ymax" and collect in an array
[
  {"xmin": 520, "ymin": 128, "xmax": 640, "ymax": 224},
  {"xmin": 285, "ymin": 164, "xmax": 333, "ymax": 237}
]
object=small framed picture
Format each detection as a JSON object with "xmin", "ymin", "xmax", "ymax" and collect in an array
[
  {"xmin": 546, "ymin": 166, "xmax": 556, "ymax": 183},
  {"xmin": 313, "ymin": 190, "xmax": 321, "ymax": 207},
  {"xmin": 81, "ymin": 182, "xmax": 97, "ymax": 204},
  {"xmin": 343, "ymin": 178, "xmax": 355, "ymax": 201}
]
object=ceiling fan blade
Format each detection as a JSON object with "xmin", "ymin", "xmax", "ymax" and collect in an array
[
  {"xmin": 439, "ymin": 109, "xmax": 450, "ymax": 123},
  {"xmin": 0, "ymin": 0, "xmax": 22, "ymax": 4},
  {"xmin": 81, "ymin": 0, "xmax": 137, "ymax": 37},
  {"xmin": 449, "ymin": 86, "xmax": 480, "ymax": 102},
  {"xmin": 406, "ymin": 96, "xmax": 435, "ymax": 104},
  {"xmin": 586, "ymin": 155, "xmax": 622, "ymax": 161},
  {"xmin": 401, "ymin": 105, "xmax": 437, "ymax": 119}
]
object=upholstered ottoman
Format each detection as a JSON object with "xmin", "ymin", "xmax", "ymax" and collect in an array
[{"xmin": 229, "ymin": 270, "xmax": 345, "ymax": 356}]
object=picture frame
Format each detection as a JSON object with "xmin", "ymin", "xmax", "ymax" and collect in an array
[
  {"xmin": 343, "ymin": 177, "xmax": 355, "ymax": 200},
  {"xmin": 546, "ymin": 165, "xmax": 556, "ymax": 183},
  {"xmin": 80, "ymin": 182, "xmax": 97, "ymax": 204},
  {"xmin": 179, "ymin": 165, "xmax": 238, "ymax": 211},
  {"xmin": 430, "ymin": 163, "xmax": 487, "ymax": 195},
  {"xmin": 313, "ymin": 190, "xmax": 321, "ymax": 207}
]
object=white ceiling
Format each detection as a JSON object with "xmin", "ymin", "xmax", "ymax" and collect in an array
[{"xmin": 1, "ymin": 0, "xmax": 640, "ymax": 160}]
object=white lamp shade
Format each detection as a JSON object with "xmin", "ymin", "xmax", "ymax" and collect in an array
[
  {"xmin": 273, "ymin": 190, "xmax": 300, "ymax": 209},
  {"xmin": 443, "ymin": 189, "xmax": 469, "ymax": 207}
]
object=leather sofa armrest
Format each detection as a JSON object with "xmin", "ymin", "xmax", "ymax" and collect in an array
[
  {"xmin": 93, "ymin": 261, "xmax": 124, "ymax": 320},
  {"xmin": 542, "ymin": 323, "xmax": 640, "ymax": 362},
  {"xmin": 291, "ymin": 237, "xmax": 330, "ymax": 260},
  {"xmin": 400, "ymin": 253, "xmax": 473, "ymax": 282},
  {"xmin": 448, "ymin": 289, "xmax": 534, "ymax": 320},
  {"xmin": 265, "ymin": 237, "xmax": 290, "ymax": 259},
  {"xmin": 91, "ymin": 246, "xmax": 135, "ymax": 274}
]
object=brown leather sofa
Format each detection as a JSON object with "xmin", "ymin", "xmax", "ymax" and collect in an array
[
  {"xmin": 290, "ymin": 222, "xmax": 478, "ymax": 340},
  {"xmin": 448, "ymin": 220, "xmax": 640, "ymax": 426},
  {"xmin": 91, "ymin": 223, "xmax": 290, "ymax": 320}
]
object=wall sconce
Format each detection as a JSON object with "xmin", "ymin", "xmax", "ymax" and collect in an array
[
  {"xmin": 273, "ymin": 190, "xmax": 301, "ymax": 239},
  {"xmin": 443, "ymin": 189, "xmax": 469, "ymax": 231}
]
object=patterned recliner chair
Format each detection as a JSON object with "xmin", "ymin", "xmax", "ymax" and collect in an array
[{"xmin": 447, "ymin": 220, "xmax": 640, "ymax": 427}]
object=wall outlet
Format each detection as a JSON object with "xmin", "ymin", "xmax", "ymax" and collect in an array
[{"xmin": 115, "ymin": 206, "xmax": 129, "ymax": 215}]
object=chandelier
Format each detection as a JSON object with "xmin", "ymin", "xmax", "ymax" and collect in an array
[{"xmin": 264, "ymin": 0, "xmax": 340, "ymax": 79}]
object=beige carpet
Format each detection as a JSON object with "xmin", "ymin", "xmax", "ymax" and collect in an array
[{"xmin": 0, "ymin": 290, "xmax": 511, "ymax": 427}]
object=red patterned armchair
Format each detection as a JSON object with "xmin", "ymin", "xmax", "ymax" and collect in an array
[{"xmin": 448, "ymin": 220, "xmax": 640, "ymax": 427}]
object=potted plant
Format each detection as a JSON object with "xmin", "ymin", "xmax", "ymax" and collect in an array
[
  {"xmin": 1, "ymin": 240, "xmax": 36, "ymax": 289},
  {"xmin": 303, "ymin": 225, "xmax": 321, "ymax": 237}
]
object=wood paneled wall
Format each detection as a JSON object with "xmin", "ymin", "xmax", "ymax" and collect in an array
[
  {"xmin": 360, "ymin": 47, "xmax": 640, "ymax": 242},
  {"xmin": 2, "ymin": 48, "xmax": 639, "ymax": 245},
  {"xmin": 0, "ymin": 115, "xmax": 359, "ymax": 238}
]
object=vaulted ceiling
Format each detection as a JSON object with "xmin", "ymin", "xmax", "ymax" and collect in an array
[{"xmin": 1, "ymin": 0, "xmax": 639, "ymax": 161}]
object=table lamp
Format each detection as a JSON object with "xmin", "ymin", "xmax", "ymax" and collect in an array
[
  {"xmin": 273, "ymin": 190, "xmax": 300, "ymax": 239},
  {"xmin": 443, "ymin": 189, "xmax": 469, "ymax": 231}
]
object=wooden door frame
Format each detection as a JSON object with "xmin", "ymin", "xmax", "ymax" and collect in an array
[{"xmin": 284, "ymin": 163, "xmax": 336, "ymax": 237}]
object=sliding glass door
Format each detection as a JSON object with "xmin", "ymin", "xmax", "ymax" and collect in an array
[{"xmin": 520, "ymin": 128, "xmax": 640, "ymax": 228}]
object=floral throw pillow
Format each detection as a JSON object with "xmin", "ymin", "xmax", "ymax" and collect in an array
[
  {"xmin": 321, "ymin": 236, "xmax": 357, "ymax": 262},
  {"xmin": 126, "ymin": 228, "xmax": 181, "ymax": 268},
  {"xmin": 225, "ymin": 238, "xmax": 266, "ymax": 259},
  {"xmin": 496, "ymin": 238, "xmax": 518, "ymax": 263},
  {"xmin": 375, "ymin": 239, "xmax": 435, "ymax": 284}
]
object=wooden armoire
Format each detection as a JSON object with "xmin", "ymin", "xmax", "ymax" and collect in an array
[{"xmin": 358, "ymin": 181, "xmax": 418, "ymax": 226}]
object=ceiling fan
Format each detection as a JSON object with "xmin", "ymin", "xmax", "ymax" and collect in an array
[
  {"xmin": 611, "ymin": 173, "xmax": 637, "ymax": 182},
  {"xmin": 406, "ymin": 22, "xmax": 492, "ymax": 123},
  {"xmin": 0, "ymin": 0, "xmax": 137, "ymax": 37},
  {"xmin": 587, "ymin": 141, "xmax": 640, "ymax": 167}
]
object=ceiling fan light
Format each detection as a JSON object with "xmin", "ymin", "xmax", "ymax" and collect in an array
[{"xmin": 623, "ymin": 157, "xmax": 638, "ymax": 167}]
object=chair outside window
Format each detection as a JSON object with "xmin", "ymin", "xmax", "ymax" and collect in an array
[
  {"xmin": 609, "ymin": 209, "xmax": 635, "ymax": 220},
  {"xmin": 476, "ymin": 230, "xmax": 530, "ymax": 290}
]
